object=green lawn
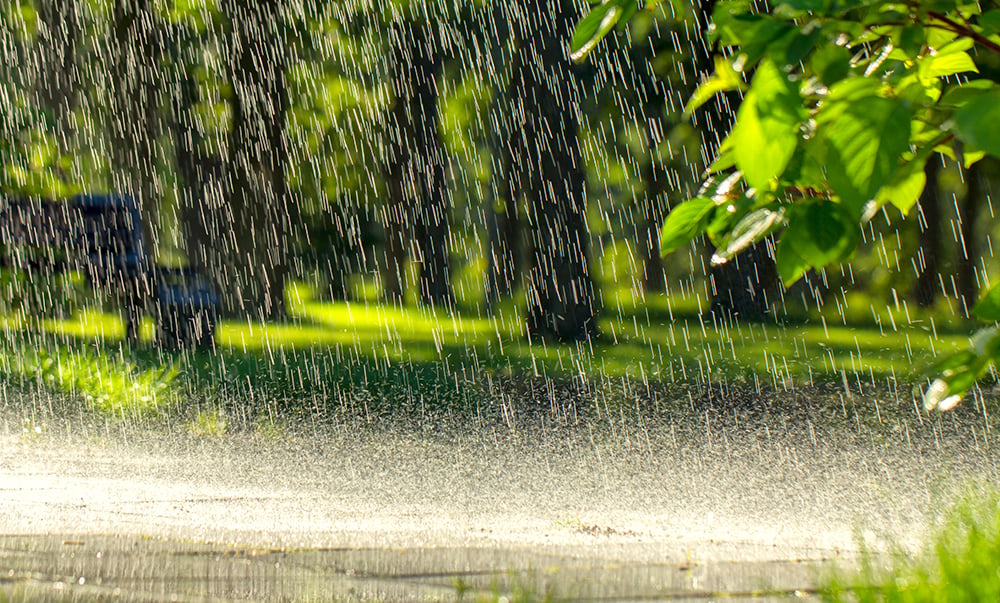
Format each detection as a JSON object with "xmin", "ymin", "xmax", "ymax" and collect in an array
[{"xmin": 0, "ymin": 282, "xmax": 979, "ymax": 419}]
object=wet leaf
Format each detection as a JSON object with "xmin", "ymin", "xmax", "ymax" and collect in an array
[
  {"xmin": 712, "ymin": 207, "xmax": 784, "ymax": 264},
  {"xmin": 659, "ymin": 197, "xmax": 715, "ymax": 257},
  {"xmin": 775, "ymin": 201, "xmax": 857, "ymax": 284},
  {"xmin": 875, "ymin": 158, "xmax": 926, "ymax": 215},
  {"xmin": 684, "ymin": 56, "xmax": 745, "ymax": 119},
  {"xmin": 817, "ymin": 86, "xmax": 912, "ymax": 216},
  {"xmin": 731, "ymin": 59, "xmax": 803, "ymax": 192},
  {"xmin": 952, "ymin": 90, "xmax": 1000, "ymax": 159},
  {"xmin": 924, "ymin": 348, "xmax": 988, "ymax": 412},
  {"xmin": 571, "ymin": 0, "xmax": 627, "ymax": 61},
  {"xmin": 809, "ymin": 43, "xmax": 851, "ymax": 86}
]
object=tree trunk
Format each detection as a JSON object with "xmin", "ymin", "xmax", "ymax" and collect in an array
[
  {"xmin": 640, "ymin": 161, "xmax": 668, "ymax": 293},
  {"xmin": 513, "ymin": 0, "xmax": 597, "ymax": 341},
  {"xmin": 691, "ymin": 0, "xmax": 777, "ymax": 319},
  {"xmin": 107, "ymin": 1, "xmax": 162, "ymax": 340},
  {"xmin": 484, "ymin": 5, "xmax": 522, "ymax": 309},
  {"xmin": 24, "ymin": 1, "xmax": 79, "ymax": 323},
  {"xmin": 384, "ymin": 19, "xmax": 453, "ymax": 308},
  {"xmin": 485, "ymin": 177, "xmax": 521, "ymax": 307},
  {"xmin": 220, "ymin": 0, "xmax": 290, "ymax": 320},
  {"xmin": 914, "ymin": 158, "xmax": 942, "ymax": 308},
  {"xmin": 957, "ymin": 160, "xmax": 983, "ymax": 316},
  {"xmin": 35, "ymin": 0, "xmax": 78, "ymax": 144},
  {"xmin": 109, "ymin": 2, "xmax": 160, "ymax": 249},
  {"xmin": 169, "ymin": 33, "xmax": 223, "ymax": 279},
  {"xmin": 382, "ymin": 150, "xmax": 409, "ymax": 305}
]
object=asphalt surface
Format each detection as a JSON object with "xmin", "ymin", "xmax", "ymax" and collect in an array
[{"xmin": 2, "ymin": 384, "xmax": 998, "ymax": 600}]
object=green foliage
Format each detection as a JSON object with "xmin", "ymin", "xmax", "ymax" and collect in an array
[
  {"xmin": 729, "ymin": 59, "xmax": 804, "ymax": 192},
  {"xmin": 823, "ymin": 486, "xmax": 1000, "ymax": 602},
  {"xmin": 658, "ymin": 197, "xmax": 714, "ymax": 256},
  {"xmin": 571, "ymin": 0, "xmax": 661, "ymax": 60},
  {"xmin": 579, "ymin": 0, "xmax": 1000, "ymax": 410}
]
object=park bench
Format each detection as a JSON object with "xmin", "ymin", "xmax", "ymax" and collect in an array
[{"xmin": 0, "ymin": 194, "xmax": 218, "ymax": 348}]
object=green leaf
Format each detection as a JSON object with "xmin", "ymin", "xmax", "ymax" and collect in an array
[
  {"xmin": 809, "ymin": 43, "xmax": 852, "ymax": 86},
  {"xmin": 923, "ymin": 372, "xmax": 971, "ymax": 412},
  {"xmin": 712, "ymin": 13, "xmax": 794, "ymax": 67},
  {"xmin": 731, "ymin": 59, "xmax": 803, "ymax": 192},
  {"xmin": 816, "ymin": 87, "xmax": 912, "ymax": 216},
  {"xmin": 571, "ymin": 0, "xmax": 627, "ymax": 61},
  {"xmin": 939, "ymin": 80, "xmax": 999, "ymax": 108},
  {"xmin": 921, "ymin": 40, "xmax": 978, "ymax": 78},
  {"xmin": 775, "ymin": 235, "xmax": 810, "ymax": 285},
  {"xmin": 616, "ymin": 2, "xmax": 638, "ymax": 30},
  {"xmin": 775, "ymin": 201, "xmax": 857, "ymax": 284},
  {"xmin": 952, "ymin": 90, "xmax": 1000, "ymax": 159},
  {"xmin": 875, "ymin": 158, "xmax": 926, "ymax": 215},
  {"xmin": 924, "ymin": 340, "xmax": 995, "ymax": 412},
  {"xmin": 896, "ymin": 22, "xmax": 926, "ymax": 57},
  {"xmin": 973, "ymin": 282, "xmax": 1000, "ymax": 321},
  {"xmin": 659, "ymin": 197, "xmax": 715, "ymax": 257},
  {"xmin": 683, "ymin": 55, "xmax": 745, "ymax": 119},
  {"xmin": 712, "ymin": 207, "xmax": 784, "ymax": 264},
  {"xmin": 698, "ymin": 171, "xmax": 744, "ymax": 203},
  {"xmin": 704, "ymin": 194, "xmax": 754, "ymax": 243},
  {"xmin": 980, "ymin": 10, "xmax": 1000, "ymax": 35}
]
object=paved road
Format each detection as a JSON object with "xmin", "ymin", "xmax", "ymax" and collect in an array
[{"xmin": 1, "ymin": 387, "xmax": 998, "ymax": 600}]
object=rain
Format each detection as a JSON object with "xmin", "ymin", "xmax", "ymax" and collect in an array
[{"xmin": 1, "ymin": 0, "xmax": 999, "ymax": 600}]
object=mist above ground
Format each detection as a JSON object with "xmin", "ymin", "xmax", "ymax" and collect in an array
[{"xmin": 3, "ymin": 373, "xmax": 998, "ymax": 556}]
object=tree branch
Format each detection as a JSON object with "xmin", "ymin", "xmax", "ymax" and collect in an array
[{"xmin": 927, "ymin": 11, "xmax": 1000, "ymax": 55}]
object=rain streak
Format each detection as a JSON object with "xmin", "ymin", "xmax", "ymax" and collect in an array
[{"xmin": 0, "ymin": 1, "xmax": 999, "ymax": 601}]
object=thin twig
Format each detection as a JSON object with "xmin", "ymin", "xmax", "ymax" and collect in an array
[{"xmin": 927, "ymin": 11, "xmax": 1000, "ymax": 55}]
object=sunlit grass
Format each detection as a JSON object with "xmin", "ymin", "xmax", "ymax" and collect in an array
[
  {"xmin": 823, "ymin": 485, "xmax": 1000, "ymax": 602},
  {"xmin": 0, "ymin": 343, "xmax": 178, "ymax": 417},
  {"xmin": 0, "ymin": 280, "xmax": 981, "ymax": 418},
  {"xmin": 187, "ymin": 408, "xmax": 228, "ymax": 436}
]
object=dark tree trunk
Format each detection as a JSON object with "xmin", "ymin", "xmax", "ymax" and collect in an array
[
  {"xmin": 957, "ymin": 161, "xmax": 983, "ymax": 316},
  {"xmin": 26, "ymin": 1, "xmax": 79, "ymax": 324},
  {"xmin": 107, "ymin": 1, "xmax": 162, "ymax": 340},
  {"xmin": 109, "ymin": 2, "xmax": 160, "ymax": 247},
  {"xmin": 914, "ymin": 158, "xmax": 942, "ymax": 308},
  {"xmin": 484, "ymin": 5, "xmax": 522, "ymax": 309},
  {"xmin": 640, "ymin": 161, "xmax": 668, "ymax": 293},
  {"xmin": 485, "ymin": 178, "xmax": 521, "ymax": 307},
  {"xmin": 170, "ymin": 37, "xmax": 223, "ymax": 279},
  {"xmin": 384, "ymin": 19, "xmax": 453, "ymax": 308},
  {"xmin": 691, "ymin": 0, "xmax": 777, "ymax": 319},
  {"xmin": 512, "ymin": 0, "xmax": 597, "ymax": 341},
  {"xmin": 708, "ymin": 242, "xmax": 777, "ymax": 318},
  {"xmin": 220, "ymin": 0, "xmax": 290, "ymax": 320},
  {"xmin": 382, "ymin": 161, "xmax": 409, "ymax": 304},
  {"xmin": 35, "ymin": 0, "xmax": 78, "ymax": 143}
]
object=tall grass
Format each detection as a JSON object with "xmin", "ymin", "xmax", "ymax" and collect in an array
[
  {"xmin": 0, "ymin": 344, "xmax": 178, "ymax": 417},
  {"xmin": 823, "ymin": 486, "xmax": 1000, "ymax": 602}
]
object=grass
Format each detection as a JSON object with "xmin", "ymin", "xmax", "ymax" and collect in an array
[
  {"xmin": 454, "ymin": 571, "xmax": 561, "ymax": 603},
  {"xmin": 0, "ymin": 281, "xmax": 982, "ymax": 419},
  {"xmin": 822, "ymin": 485, "xmax": 1000, "ymax": 602},
  {"xmin": 0, "ymin": 342, "xmax": 178, "ymax": 417},
  {"xmin": 1, "ymin": 281, "xmax": 998, "ymax": 602}
]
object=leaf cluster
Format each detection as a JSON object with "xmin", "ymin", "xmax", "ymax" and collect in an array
[{"xmin": 575, "ymin": 0, "xmax": 1000, "ymax": 409}]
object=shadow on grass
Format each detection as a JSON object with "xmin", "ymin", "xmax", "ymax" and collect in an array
[{"xmin": 0, "ymin": 287, "xmax": 979, "ymax": 423}]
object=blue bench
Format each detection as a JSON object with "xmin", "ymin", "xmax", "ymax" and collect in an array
[{"xmin": 0, "ymin": 194, "xmax": 218, "ymax": 348}]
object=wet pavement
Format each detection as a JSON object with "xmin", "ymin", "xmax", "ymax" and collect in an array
[
  {"xmin": 2, "ymin": 386, "xmax": 998, "ymax": 600},
  {"xmin": 1, "ymin": 534, "xmax": 831, "ymax": 601}
]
